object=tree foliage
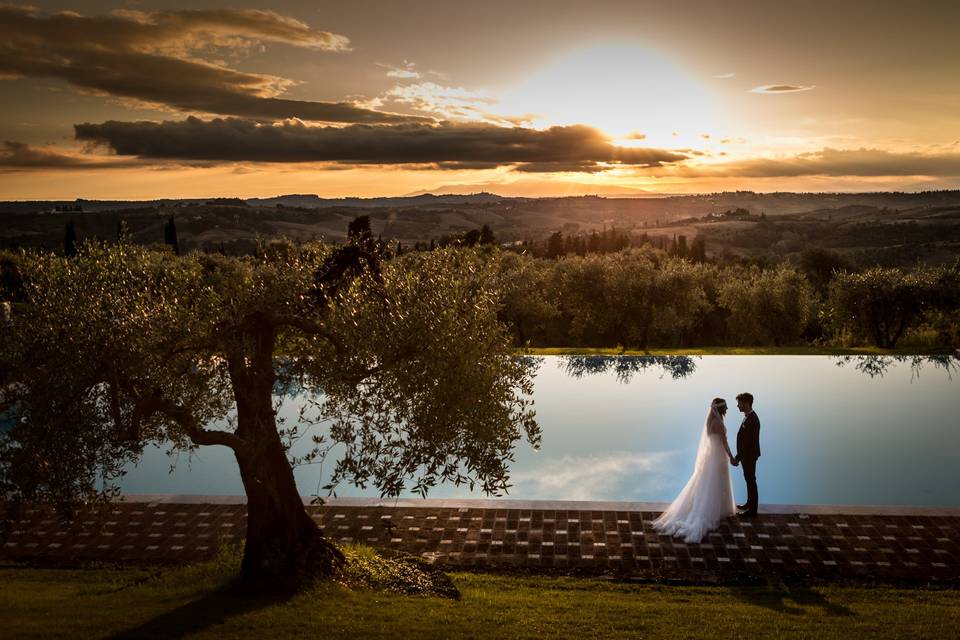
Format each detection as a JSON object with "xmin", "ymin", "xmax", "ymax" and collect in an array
[
  {"xmin": 827, "ymin": 266, "xmax": 952, "ymax": 348},
  {"xmin": 553, "ymin": 249, "xmax": 708, "ymax": 349},
  {"xmin": 0, "ymin": 239, "xmax": 539, "ymax": 590},
  {"xmin": 718, "ymin": 265, "xmax": 816, "ymax": 346}
]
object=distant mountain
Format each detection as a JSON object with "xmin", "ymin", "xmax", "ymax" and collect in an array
[
  {"xmin": 246, "ymin": 193, "xmax": 506, "ymax": 208},
  {"xmin": 405, "ymin": 180, "xmax": 654, "ymax": 198}
]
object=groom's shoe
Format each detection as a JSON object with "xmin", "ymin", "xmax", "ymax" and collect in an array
[
  {"xmin": 736, "ymin": 510, "xmax": 758, "ymax": 518},
  {"xmin": 736, "ymin": 503, "xmax": 749, "ymax": 511}
]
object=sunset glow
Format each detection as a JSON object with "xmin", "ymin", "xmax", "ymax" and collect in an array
[
  {"xmin": 495, "ymin": 44, "xmax": 721, "ymax": 146},
  {"xmin": 1, "ymin": 1, "xmax": 959, "ymax": 198}
]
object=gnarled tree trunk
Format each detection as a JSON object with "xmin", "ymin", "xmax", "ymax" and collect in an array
[
  {"xmin": 228, "ymin": 314, "xmax": 343, "ymax": 592},
  {"xmin": 233, "ymin": 427, "xmax": 342, "ymax": 591}
]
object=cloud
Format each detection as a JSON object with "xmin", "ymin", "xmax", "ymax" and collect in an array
[
  {"xmin": 377, "ymin": 61, "xmax": 420, "ymax": 79},
  {"xmin": 0, "ymin": 5, "xmax": 426, "ymax": 124},
  {"xmin": 713, "ymin": 72, "xmax": 736, "ymax": 79},
  {"xmin": 749, "ymin": 84, "xmax": 816, "ymax": 93},
  {"xmin": 512, "ymin": 162, "xmax": 607, "ymax": 173},
  {"xmin": 0, "ymin": 140, "xmax": 143, "ymax": 171},
  {"xmin": 361, "ymin": 81, "xmax": 536, "ymax": 126},
  {"xmin": 74, "ymin": 116, "xmax": 689, "ymax": 171},
  {"xmin": 508, "ymin": 451, "xmax": 677, "ymax": 500},
  {"xmin": 370, "ymin": 81, "xmax": 497, "ymax": 120},
  {"xmin": 671, "ymin": 147, "xmax": 960, "ymax": 177}
]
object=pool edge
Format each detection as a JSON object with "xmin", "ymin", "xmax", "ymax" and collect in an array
[{"xmin": 119, "ymin": 494, "xmax": 960, "ymax": 516}]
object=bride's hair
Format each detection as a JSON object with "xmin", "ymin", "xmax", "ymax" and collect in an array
[{"xmin": 711, "ymin": 397, "xmax": 727, "ymax": 412}]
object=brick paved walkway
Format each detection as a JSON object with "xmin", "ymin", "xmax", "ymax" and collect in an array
[{"xmin": 2, "ymin": 497, "xmax": 958, "ymax": 584}]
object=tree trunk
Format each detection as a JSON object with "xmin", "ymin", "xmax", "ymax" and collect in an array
[
  {"xmin": 638, "ymin": 303, "xmax": 653, "ymax": 351},
  {"xmin": 228, "ymin": 316, "xmax": 344, "ymax": 592},
  {"xmin": 233, "ymin": 425, "xmax": 343, "ymax": 592}
]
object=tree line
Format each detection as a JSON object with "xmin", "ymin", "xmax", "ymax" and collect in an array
[
  {"xmin": 489, "ymin": 247, "xmax": 960, "ymax": 350},
  {"xmin": 18, "ymin": 217, "xmax": 960, "ymax": 350}
]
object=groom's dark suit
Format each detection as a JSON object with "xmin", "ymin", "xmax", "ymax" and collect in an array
[{"xmin": 736, "ymin": 411, "xmax": 761, "ymax": 514}]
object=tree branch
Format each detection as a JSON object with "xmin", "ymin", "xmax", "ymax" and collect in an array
[
  {"xmin": 137, "ymin": 392, "xmax": 245, "ymax": 451},
  {"xmin": 271, "ymin": 314, "xmax": 347, "ymax": 356}
]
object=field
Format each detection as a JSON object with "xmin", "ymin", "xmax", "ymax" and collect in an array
[{"xmin": 3, "ymin": 561, "xmax": 959, "ymax": 639}]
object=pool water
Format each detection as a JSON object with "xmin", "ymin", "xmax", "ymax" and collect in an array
[{"xmin": 120, "ymin": 355, "xmax": 960, "ymax": 508}]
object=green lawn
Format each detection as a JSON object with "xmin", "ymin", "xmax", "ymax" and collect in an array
[
  {"xmin": 519, "ymin": 346, "xmax": 953, "ymax": 356},
  {"xmin": 2, "ymin": 563, "xmax": 958, "ymax": 639}
]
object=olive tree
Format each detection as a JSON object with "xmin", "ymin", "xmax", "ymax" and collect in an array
[
  {"xmin": 554, "ymin": 249, "xmax": 708, "ymax": 349},
  {"xmin": 718, "ymin": 265, "xmax": 815, "ymax": 346},
  {"xmin": 0, "ymin": 240, "xmax": 539, "ymax": 592},
  {"xmin": 826, "ymin": 266, "xmax": 943, "ymax": 348},
  {"xmin": 490, "ymin": 251, "xmax": 558, "ymax": 346}
]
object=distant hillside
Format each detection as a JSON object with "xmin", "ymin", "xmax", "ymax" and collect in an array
[
  {"xmin": 2, "ymin": 191, "xmax": 960, "ymax": 267},
  {"xmin": 245, "ymin": 193, "xmax": 508, "ymax": 208}
]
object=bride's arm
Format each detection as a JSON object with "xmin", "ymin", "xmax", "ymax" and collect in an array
[{"xmin": 715, "ymin": 419, "xmax": 735, "ymax": 462}]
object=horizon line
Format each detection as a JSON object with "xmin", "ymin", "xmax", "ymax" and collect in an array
[{"xmin": 4, "ymin": 187, "xmax": 960, "ymax": 204}]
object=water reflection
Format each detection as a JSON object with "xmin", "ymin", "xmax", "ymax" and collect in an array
[
  {"xmin": 508, "ymin": 451, "xmax": 677, "ymax": 501},
  {"xmin": 560, "ymin": 355, "xmax": 698, "ymax": 382},
  {"xmin": 120, "ymin": 355, "xmax": 960, "ymax": 507},
  {"xmin": 832, "ymin": 355, "xmax": 958, "ymax": 379}
]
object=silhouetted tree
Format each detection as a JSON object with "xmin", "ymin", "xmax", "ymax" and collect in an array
[
  {"xmin": 587, "ymin": 231, "xmax": 601, "ymax": 253},
  {"xmin": 116, "ymin": 219, "xmax": 130, "ymax": 244},
  {"xmin": 546, "ymin": 231, "xmax": 565, "ymax": 259},
  {"xmin": 0, "ymin": 254, "xmax": 25, "ymax": 305},
  {"xmin": 164, "ymin": 216, "xmax": 180, "ymax": 255},
  {"xmin": 797, "ymin": 247, "xmax": 853, "ymax": 292},
  {"xmin": 63, "ymin": 221, "xmax": 78, "ymax": 257},
  {"xmin": 479, "ymin": 224, "xmax": 496, "ymax": 245},
  {"xmin": 690, "ymin": 237, "xmax": 707, "ymax": 262},
  {"xmin": 347, "ymin": 215, "xmax": 373, "ymax": 247}
]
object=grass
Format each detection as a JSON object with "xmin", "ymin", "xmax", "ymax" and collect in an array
[
  {"xmin": 2, "ymin": 555, "xmax": 959, "ymax": 639},
  {"xmin": 518, "ymin": 346, "xmax": 955, "ymax": 356}
]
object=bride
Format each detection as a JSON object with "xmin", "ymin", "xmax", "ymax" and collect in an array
[{"xmin": 653, "ymin": 397, "xmax": 736, "ymax": 543}]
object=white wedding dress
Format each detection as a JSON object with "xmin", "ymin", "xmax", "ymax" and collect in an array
[{"xmin": 653, "ymin": 404, "xmax": 736, "ymax": 543}]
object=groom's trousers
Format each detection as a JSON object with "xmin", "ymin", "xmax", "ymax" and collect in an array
[{"xmin": 741, "ymin": 458, "xmax": 759, "ymax": 513}]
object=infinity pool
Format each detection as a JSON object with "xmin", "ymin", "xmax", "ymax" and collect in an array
[{"xmin": 121, "ymin": 355, "xmax": 960, "ymax": 507}]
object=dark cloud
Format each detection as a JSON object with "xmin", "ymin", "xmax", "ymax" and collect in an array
[
  {"xmin": 671, "ymin": 147, "xmax": 960, "ymax": 177},
  {"xmin": 749, "ymin": 84, "xmax": 815, "ymax": 93},
  {"xmin": 512, "ymin": 162, "xmax": 606, "ymax": 173},
  {"xmin": 74, "ymin": 117, "xmax": 688, "ymax": 171},
  {"xmin": 0, "ymin": 5, "xmax": 426, "ymax": 124},
  {"xmin": 0, "ymin": 140, "xmax": 142, "ymax": 170}
]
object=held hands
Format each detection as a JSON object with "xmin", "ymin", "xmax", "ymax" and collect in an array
[{"xmin": 729, "ymin": 455, "xmax": 739, "ymax": 466}]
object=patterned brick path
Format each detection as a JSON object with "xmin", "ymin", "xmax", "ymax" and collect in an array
[{"xmin": 2, "ymin": 499, "xmax": 959, "ymax": 584}]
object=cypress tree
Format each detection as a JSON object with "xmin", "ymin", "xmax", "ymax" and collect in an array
[
  {"xmin": 64, "ymin": 220, "xmax": 78, "ymax": 257},
  {"xmin": 116, "ymin": 219, "xmax": 129, "ymax": 244},
  {"xmin": 691, "ymin": 237, "xmax": 707, "ymax": 262},
  {"xmin": 164, "ymin": 216, "xmax": 180, "ymax": 255},
  {"xmin": 479, "ymin": 224, "xmax": 496, "ymax": 245}
]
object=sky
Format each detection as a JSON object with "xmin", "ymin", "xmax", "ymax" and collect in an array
[{"xmin": 2, "ymin": 0, "xmax": 960, "ymax": 199}]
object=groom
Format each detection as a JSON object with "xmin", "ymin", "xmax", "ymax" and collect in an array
[{"xmin": 731, "ymin": 392, "xmax": 761, "ymax": 517}]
